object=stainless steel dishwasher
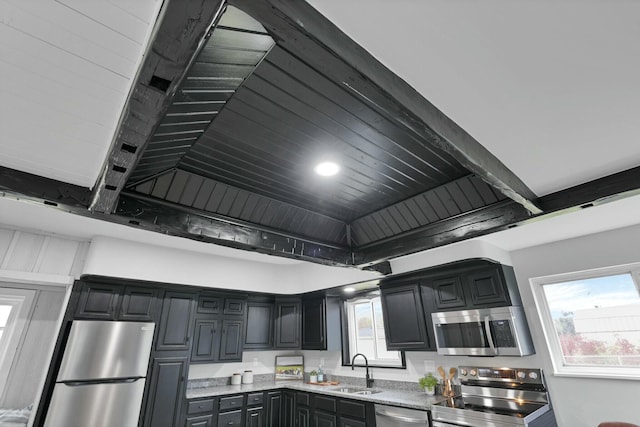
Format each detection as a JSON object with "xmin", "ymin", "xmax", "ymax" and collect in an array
[{"xmin": 375, "ymin": 404, "xmax": 430, "ymax": 426}]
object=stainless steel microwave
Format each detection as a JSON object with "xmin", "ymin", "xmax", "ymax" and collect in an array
[{"xmin": 431, "ymin": 306, "xmax": 535, "ymax": 356}]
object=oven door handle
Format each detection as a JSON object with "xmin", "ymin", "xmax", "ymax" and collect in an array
[
  {"xmin": 375, "ymin": 409, "xmax": 428, "ymax": 424},
  {"xmin": 484, "ymin": 315, "xmax": 498, "ymax": 355}
]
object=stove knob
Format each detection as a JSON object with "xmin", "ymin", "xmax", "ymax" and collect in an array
[
  {"xmin": 528, "ymin": 372, "xmax": 539, "ymax": 380},
  {"xmin": 460, "ymin": 368, "xmax": 468, "ymax": 376},
  {"xmin": 517, "ymin": 371, "xmax": 526, "ymax": 380},
  {"xmin": 469, "ymin": 369, "xmax": 477, "ymax": 377}
]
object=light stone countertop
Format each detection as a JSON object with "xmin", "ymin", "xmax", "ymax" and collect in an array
[{"xmin": 186, "ymin": 380, "xmax": 446, "ymax": 411}]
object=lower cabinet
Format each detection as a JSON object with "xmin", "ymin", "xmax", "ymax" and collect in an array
[
  {"xmin": 144, "ymin": 356, "xmax": 189, "ymax": 427},
  {"xmin": 265, "ymin": 391, "xmax": 282, "ymax": 427},
  {"xmin": 183, "ymin": 390, "xmax": 374, "ymax": 427}
]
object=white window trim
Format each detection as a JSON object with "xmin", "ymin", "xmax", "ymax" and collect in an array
[
  {"xmin": 346, "ymin": 295, "xmax": 404, "ymax": 368},
  {"xmin": 0, "ymin": 288, "xmax": 36, "ymax": 392},
  {"xmin": 530, "ymin": 261, "xmax": 640, "ymax": 380}
]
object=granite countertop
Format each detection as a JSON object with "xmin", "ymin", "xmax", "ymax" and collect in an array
[{"xmin": 186, "ymin": 380, "xmax": 445, "ymax": 411}]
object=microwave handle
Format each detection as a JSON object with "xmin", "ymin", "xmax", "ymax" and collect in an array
[{"xmin": 484, "ymin": 315, "xmax": 498, "ymax": 355}]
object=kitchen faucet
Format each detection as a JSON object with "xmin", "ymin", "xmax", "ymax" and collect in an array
[{"xmin": 351, "ymin": 353, "xmax": 374, "ymax": 388}]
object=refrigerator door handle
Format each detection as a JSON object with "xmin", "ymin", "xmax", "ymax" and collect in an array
[{"xmin": 61, "ymin": 377, "xmax": 144, "ymax": 386}]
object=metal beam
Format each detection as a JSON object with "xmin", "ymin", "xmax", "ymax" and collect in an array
[
  {"xmin": 0, "ymin": 166, "xmax": 91, "ymax": 207},
  {"xmin": 231, "ymin": 0, "xmax": 542, "ymax": 215}
]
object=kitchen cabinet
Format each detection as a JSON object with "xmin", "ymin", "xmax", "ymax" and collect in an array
[
  {"xmin": 244, "ymin": 298, "xmax": 275, "ymax": 349},
  {"xmin": 246, "ymin": 392, "xmax": 264, "ymax": 427},
  {"xmin": 265, "ymin": 391, "xmax": 282, "ymax": 427},
  {"xmin": 185, "ymin": 398, "xmax": 215, "ymax": 427},
  {"xmin": 295, "ymin": 392, "xmax": 311, "ymax": 427},
  {"xmin": 428, "ymin": 262, "xmax": 520, "ymax": 311},
  {"xmin": 275, "ymin": 298, "xmax": 301, "ymax": 349},
  {"xmin": 156, "ymin": 291, "xmax": 197, "ymax": 352},
  {"xmin": 75, "ymin": 281, "xmax": 159, "ymax": 321},
  {"xmin": 301, "ymin": 295, "xmax": 341, "ymax": 350},
  {"xmin": 191, "ymin": 292, "xmax": 246, "ymax": 363},
  {"xmin": 143, "ymin": 355, "xmax": 189, "ymax": 427},
  {"xmin": 283, "ymin": 390, "xmax": 295, "ymax": 427},
  {"xmin": 380, "ymin": 281, "xmax": 432, "ymax": 350},
  {"xmin": 218, "ymin": 394, "xmax": 244, "ymax": 427}
]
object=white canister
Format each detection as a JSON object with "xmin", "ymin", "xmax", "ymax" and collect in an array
[
  {"xmin": 242, "ymin": 370, "xmax": 254, "ymax": 384},
  {"xmin": 231, "ymin": 373, "xmax": 242, "ymax": 385}
]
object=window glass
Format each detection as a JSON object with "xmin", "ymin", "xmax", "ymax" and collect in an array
[
  {"xmin": 346, "ymin": 295, "xmax": 404, "ymax": 368},
  {"xmin": 0, "ymin": 304, "xmax": 13, "ymax": 342},
  {"xmin": 533, "ymin": 268, "xmax": 640, "ymax": 379}
]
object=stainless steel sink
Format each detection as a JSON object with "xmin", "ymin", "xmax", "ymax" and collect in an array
[{"xmin": 332, "ymin": 387, "xmax": 383, "ymax": 395}]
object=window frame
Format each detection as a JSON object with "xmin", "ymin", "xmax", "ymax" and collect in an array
[
  {"xmin": 0, "ymin": 287, "xmax": 36, "ymax": 391},
  {"xmin": 530, "ymin": 262, "xmax": 640, "ymax": 380},
  {"xmin": 341, "ymin": 292, "xmax": 406, "ymax": 369}
]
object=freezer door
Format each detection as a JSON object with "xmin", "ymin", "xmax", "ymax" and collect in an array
[
  {"xmin": 57, "ymin": 320, "xmax": 155, "ymax": 381},
  {"xmin": 44, "ymin": 379, "xmax": 146, "ymax": 427}
]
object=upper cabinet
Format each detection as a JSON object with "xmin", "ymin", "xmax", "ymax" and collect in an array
[
  {"xmin": 301, "ymin": 295, "xmax": 341, "ymax": 351},
  {"xmin": 380, "ymin": 280, "xmax": 432, "ymax": 351},
  {"xmin": 190, "ymin": 292, "xmax": 247, "ymax": 363},
  {"xmin": 379, "ymin": 259, "xmax": 523, "ymax": 351},
  {"xmin": 274, "ymin": 298, "xmax": 301, "ymax": 349},
  {"xmin": 75, "ymin": 280, "xmax": 159, "ymax": 321},
  {"xmin": 427, "ymin": 261, "xmax": 520, "ymax": 311},
  {"xmin": 244, "ymin": 298, "xmax": 275, "ymax": 350}
]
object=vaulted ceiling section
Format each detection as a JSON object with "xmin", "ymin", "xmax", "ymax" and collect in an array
[{"xmin": 3, "ymin": 0, "xmax": 640, "ymax": 272}]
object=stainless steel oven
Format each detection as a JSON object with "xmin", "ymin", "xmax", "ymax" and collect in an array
[
  {"xmin": 432, "ymin": 306, "xmax": 535, "ymax": 356},
  {"xmin": 431, "ymin": 366, "xmax": 557, "ymax": 427}
]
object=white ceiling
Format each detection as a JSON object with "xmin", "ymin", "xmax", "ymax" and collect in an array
[
  {"xmin": 306, "ymin": 0, "xmax": 640, "ymax": 196},
  {"xmin": 2, "ymin": 0, "xmax": 640, "ymax": 267},
  {"xmin": 0, "ymin": 0, "xmax": 161, "ymax": 187}
]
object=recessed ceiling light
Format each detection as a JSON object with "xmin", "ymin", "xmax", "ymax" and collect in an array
[
  {"xmin": 343, "ymin": 287, "xmax": 356, "ymax": 293},
  {"xmin": 314, "ymin": 161, "xmax": 340, "ymax": 177}
]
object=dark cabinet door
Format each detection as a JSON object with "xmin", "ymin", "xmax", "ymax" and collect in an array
[
  {"xmin": 76, "ymin": 283, "xmax": 122, "ymax": 319},
  {"xmin": 295, "ymin": 406, "xmax": 310, "ymax": 427},
  {"xmin": 302, "ymin": 297, "xmax": 326, "ymax": 350},
  {"xmin": 144, "ymin": 356, "xmax": 188, "ymax": 427},
  {"xmin": 218, "ymin": 319, "xmax": 244, "ymax": 361},
  {"xmin": 245, "ymin": 301, "xmax": 274, "ymax": 349},
  {"xmin": 246, "ymin": 406, "xmax": 264, "ymax": 427},
  {"xmin": 186, "ymin": 415, "xmax": 213, "ymax": 427},
  {"xmin": 191, "ymin": 319, "xmax": 219, "ymax": 362},
  {"xmin": 120, "ymin": 286, "xmax": 159, "ymax": 321},
  {"xmin": 156, "ymin": 291, "xmax": 196, "ymax": 351},
  {"xmin": 314, "ymin": 411, "xmax": 337, "ymax": 427},
  {"xmin": 224, "ymin": 297, "xmax": 246, "ymax": 316},
  {"xmin": 275, "ymin": 299, "xmax": 301, "ymax": 349},
  {"xmin": 283, "ymin": 391, "xmax": 295, "ymax": 427},
  {"xmin": 430, "ymin": 275, "xmax": 466, "ymax": 310},
  {"xmin": 197, "ymin": 293, "xmax": 222, "ymax": 314},
  {"xmin": 265, "ymin": 391, "xmax": 282, "ymax": 427},
  {"xmin": 380, "ymin": 283, "xmax": 430, "ymax": 350},
  {"xmin": 466, "ymin": 267, "xmax": 510, "ymax": 307}
]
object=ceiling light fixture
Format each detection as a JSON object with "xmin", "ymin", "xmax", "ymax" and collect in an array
[
  {"xmin": 343, "ymin": 287, "xmax": 356, "ymax": 293},
  {"xmin": 314, "ymin": 161, "xmax": 340, "ymax": 177}
]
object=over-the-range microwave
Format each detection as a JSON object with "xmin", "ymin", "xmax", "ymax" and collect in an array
[{"xmin": 431, "ymin": 306, "xmax": 535, "ymax": 356}]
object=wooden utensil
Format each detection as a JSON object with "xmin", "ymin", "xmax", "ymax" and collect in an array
[
  {"xmin": 448, "ymin": 367, "xmax": 457, "ymax": 397},
  {"xmin": 437, "ymin": 366, "xmax": 446, "ymax": 382}
]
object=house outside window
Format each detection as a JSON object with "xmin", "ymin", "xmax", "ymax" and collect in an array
[
  {"xmin": 531, "ymin": 263, "xmax": 640, "ymax": 379},
  {"xmin": 345, "ymin": 294, "xmax": 404, "ymax": 368}
]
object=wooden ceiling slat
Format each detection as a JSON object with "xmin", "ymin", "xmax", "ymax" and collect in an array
[
  {"xmin": 469, "ymin": 175, "xmax": 500, "ymax": 205},
  {"xmin": 165, "ymin": 169, "xmax": 190, "ymax": 203},
  {"xmin": 456, "ymin": 176, "xmax": 486, "ymax": 209},
  {"xmin": 264, "ymin": 47, "xmax": 466, "ymax": 180},
  {"xmin": 217, "ymin": 186, "xmax": 239, "ymax": 215},
  {"xmin": 445, "ymin": 181, "xmax": 473, "ymax": 212},
  {"xmin": 198, "ymin": 46, "xmax": 268, "ymax": 66},
  {"xmin": 192, "ymin": 178, "xmax": 216, "ymax": 210},
  {"xmin": 150, "ymin": 170, "xmax": 175, "ymax": 199},
  {"xmin": 403, "ymin": 198, "xmax": 430, "ymax": 226},
  {"xmin": 379, "ymin": 209, "xmax": 403, "ymax": 235},
  {"xmin": 179, "ymin": 174, "xmax": 204, "ymax": 206},
  {"xmin": 207, "ymin": 27, "xmax": 274, "ymax": 51},
  {"xmin": 433, "ymin": 187, "xmax": 462, "ymax": 217},
  {"xmin": 205, "ymin": 182, "xmax": 227, "ymax": 212},
  {"xmin": 228, "ymin": 190, "xmax": 250, "ymax": 218}
]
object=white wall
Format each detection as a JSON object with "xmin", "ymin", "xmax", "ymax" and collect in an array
[
  {"xmin": 509, "ymin": 223, "xmax": 640, "ymax": 427},
  {"xmin": 83, "ymin": 236, "xmax": 380, "ymax": 294}
]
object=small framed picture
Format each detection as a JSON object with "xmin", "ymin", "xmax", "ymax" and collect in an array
[{"xmin": 275, "ymin": 355, "xmax": 304, "ymax": 380}]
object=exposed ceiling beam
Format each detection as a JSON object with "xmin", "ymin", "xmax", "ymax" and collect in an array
[
  {"xmin": 231, "ymin": 0, "xmax": 542, "ymax": 215},
  {"xmin": 0, "ymin": 166, "xmax": 91, "ymax": 208},
  {"xmin": 90, "ymin": 0, "xmax": 226, "ymax": 214}
]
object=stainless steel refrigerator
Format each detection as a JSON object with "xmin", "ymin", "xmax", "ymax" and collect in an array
[{"xmin": 44, "ymin": 320, "xmax": 155, "ymax": 427}]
